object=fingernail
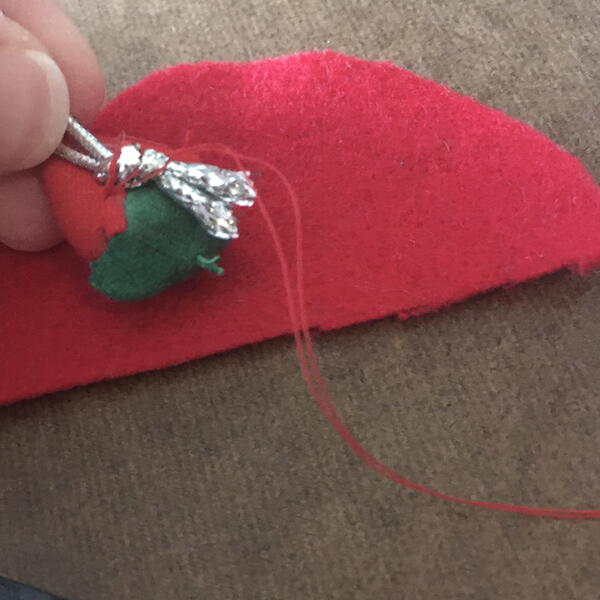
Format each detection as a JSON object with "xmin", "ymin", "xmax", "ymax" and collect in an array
[{"xmin": 0, "ymin": 49, "xmax": 69, "ymax": 173}]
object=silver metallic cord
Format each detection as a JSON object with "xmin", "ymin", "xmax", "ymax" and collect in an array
[
  {"xmin": 53, "ymin": 117, "xmax": 256, "ymax": 240},
  {"xmin": 54, "ymin": 146, "xmax": 101, "ymax": 171},
  {"xmin": 55, "ymin": 116, "xmax": 113, "ymax": 173},
  {"xmin": 66, "ymin": 117, "xmax": 113, "ymax": 160}
]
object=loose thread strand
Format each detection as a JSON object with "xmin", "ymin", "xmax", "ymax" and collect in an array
[{"xmin": 188, "ymin": 142, "xmax": 600, "ymax": 520}]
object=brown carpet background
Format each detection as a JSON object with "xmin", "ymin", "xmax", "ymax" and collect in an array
[{"xmin": 1, "ymin": 1, "xmax": 600, "ymax": 598}]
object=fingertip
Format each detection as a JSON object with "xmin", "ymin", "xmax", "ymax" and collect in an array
[
  {"xmin": 70, "ymin": 44, "xmax": 105, "ymax": 124},
  {"xmin": 0, "ymin": 48, "xmax": 69, "ymax": 173},
  {"xmin": 1, "ymin": 0, "xmax": 106, "ymax": 124},
  {"xmin": 0, "ymin": 172, "xmax": 64, "ymax": 251}
]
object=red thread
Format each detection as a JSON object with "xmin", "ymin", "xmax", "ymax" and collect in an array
[
  {"xmin": 103, "ymin": 132, "xmax": 128, "ymax": 193},
  {"xmin": 182, "ymin": 143, "xmax": 600, "ymax": 520}
]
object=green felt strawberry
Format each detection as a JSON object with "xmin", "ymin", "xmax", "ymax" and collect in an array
[
  {"xmin": 44, "ymin": 131, "xmax": 256, "ymax": 301},
  {"xmin": 89, "ymin": 183, "xmax": 229, "ymax": 301}
]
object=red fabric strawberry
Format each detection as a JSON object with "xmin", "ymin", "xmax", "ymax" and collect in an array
[{"xmin": 44, "ymin": 135, "xmax": 255, "ymax": 301}]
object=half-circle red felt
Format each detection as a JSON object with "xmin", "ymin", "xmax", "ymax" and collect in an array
[{"xmin": 1, "ymin": 50, "xmax": 599, "ymax": 404}]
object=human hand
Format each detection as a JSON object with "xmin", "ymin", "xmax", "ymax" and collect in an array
[{"xmin": 0, "ymin": 0, "xmax": 104, "ymax": 251}]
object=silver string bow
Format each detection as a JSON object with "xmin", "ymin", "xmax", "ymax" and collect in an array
[{"xmin": 55, "ymin": 117, "xmax": 256, "ymax": 240}]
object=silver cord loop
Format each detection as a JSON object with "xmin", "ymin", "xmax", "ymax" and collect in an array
[
  {"xmin": 53, "ymin": 147, "xmax": 101, "ymax": 171},
  {"xmin": 53, "ymin": 117, "xmax": 256, "ymax": 240},
  {"xmin": 55, "ymin": 116, "xmax": 113, "ymax": 173}
]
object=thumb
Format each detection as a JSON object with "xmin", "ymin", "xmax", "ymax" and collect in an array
[{"xmin": 0, "ymin": 46, "xmax": 69, "ymax": 173}]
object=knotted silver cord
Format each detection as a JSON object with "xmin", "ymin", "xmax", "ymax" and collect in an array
[{"xmin": 54, "ymin": 117, "xmax": 256, "ymax": 240}]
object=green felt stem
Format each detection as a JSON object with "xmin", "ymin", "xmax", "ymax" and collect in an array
[{"xmin": 89, "ymin": 184, "xmax": 228, "ymax": 301}]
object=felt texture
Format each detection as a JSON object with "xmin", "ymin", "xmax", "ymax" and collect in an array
[
  {"xmin": 1, "ymin": 50, "xmax": 599, "ymax": 404},
  {"xmin": 3, "ymin": 2, "xmax": 600, "ymax": 598},
  {"xmin": 89, "ymin": 184, "xmax": 227, "ymax": 301},
  {"xmin": 42, "ymin": 155, "xmax": 126, "ymax": 262}
]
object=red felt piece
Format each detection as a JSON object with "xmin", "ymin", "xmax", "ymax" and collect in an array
[{"xmin": 1, "ymin": 50, "xmax": 599, "ymax": 404}]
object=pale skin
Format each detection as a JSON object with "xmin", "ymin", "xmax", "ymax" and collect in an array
[{"xmin": 0, "ymin": 0, "xmax": 104, "ymax": 251}]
